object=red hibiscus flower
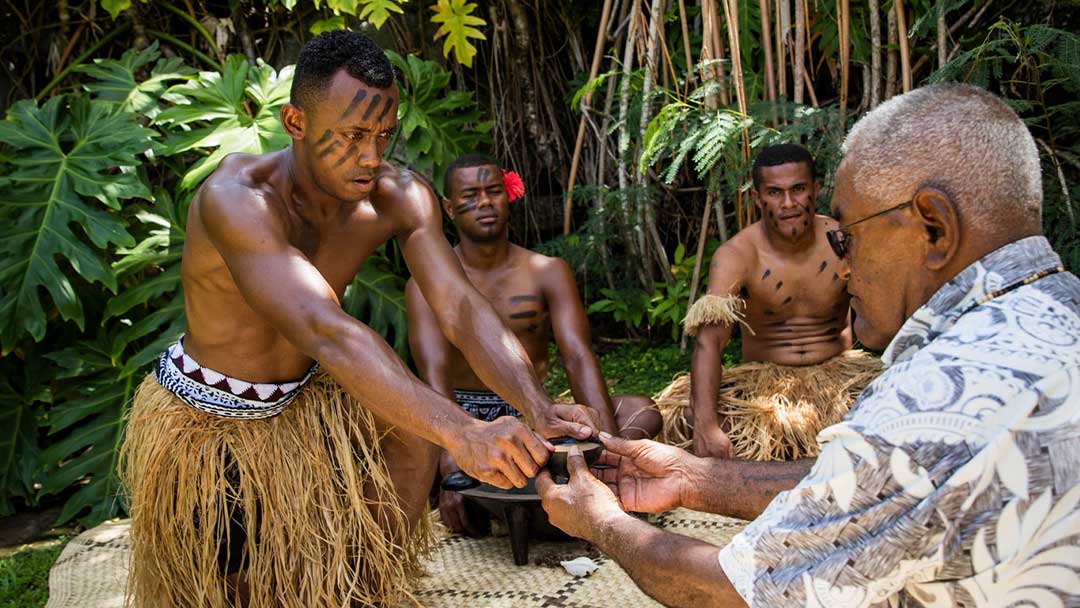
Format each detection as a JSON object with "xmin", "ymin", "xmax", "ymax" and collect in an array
[{"xmin": 502, "ymin": 169, "xmax": 525, "ymax": 202}]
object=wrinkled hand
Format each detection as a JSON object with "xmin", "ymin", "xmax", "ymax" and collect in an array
[
  {"xmin": 448, "ymin": 416, "xmax": 550, "ymax": 490},
  {"xmin": 597, "ymin": 433, "xmax": 695, "ymax": 514},
  {"xmin": 536, "ymin": 445, "xmax": 624, "ymax": 542},
  {"xmin": 692, "ymin": 422, "xmax": 733, "ymax": 459},
  {"xmin": 533, "ymin": 402, "xmax": 600, "ymax": 440}
]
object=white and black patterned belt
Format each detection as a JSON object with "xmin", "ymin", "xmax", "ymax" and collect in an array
[{"xmin": 154, "ymin": 339, "xmax": 318, "ymax": 419}]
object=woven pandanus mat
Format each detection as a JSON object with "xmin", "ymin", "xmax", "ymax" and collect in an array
[{"xmin": 46, "ymin": 509, "xmax": 747, "ymax": 607}]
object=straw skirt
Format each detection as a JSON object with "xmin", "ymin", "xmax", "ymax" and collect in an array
[
  {"xmin": 656, "ymin": 350, "xmax": 883, "ymax": 461},
  {"xmin": 120, "ymin": 372, "xmax": 430, "ymax": 607}
]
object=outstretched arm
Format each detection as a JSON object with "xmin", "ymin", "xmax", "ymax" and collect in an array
[
  {"xmin": 537, "ymin": 447, "xmax": 746, "ymax": 608},
  {"xmin": 543, "ymin": 258, "xmax": 618, "ymax": 435},
  {"xmin": 199, "ymin": 184, "xmax": 545, "ymax": 489},
  {"xmin": 395, "ymin": 180, "xmax": 597, "ymax": 439},
  {"xmin": 598, "ymin": 434, "xmax": 812, "ymax": 521}
]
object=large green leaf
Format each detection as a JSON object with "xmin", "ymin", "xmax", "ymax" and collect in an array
[
  {"xmin": 385, "ymin": 51, "xmax": 491, "ymax": 194},
  {"xmin": 430, "ymin": 0, "xmax": 486, "ymax": 67},
  {"xmin": 0, "ymin": 362, "xmax": 51, "ymax": 516},
  {"xmin": 359, "ymin": 0, "xmax": 405, "ymax": 29},
  {"xmin": 342, "ymin": 248, "xmax": 408, "ymax": 358},
  {"xmin": 0, "ymin": 96, "xmax": 155, "ymax": 350},
  {"xmin": 156, "ymin": 55, "xmax": 293, "ymax": 191},
  {"xmin": 76, "ymin": 41, "xmax": 195, "ymax": 118}
]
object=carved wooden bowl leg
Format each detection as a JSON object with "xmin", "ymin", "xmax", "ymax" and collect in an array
[{"xmin": 505, "ymin": 503, "xmax": 531, "ymax": 566}]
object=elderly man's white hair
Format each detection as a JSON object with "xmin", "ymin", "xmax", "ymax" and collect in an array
[{"xmin": 842, "ymin": 83, "xmax": 1042, "ymax": 230}]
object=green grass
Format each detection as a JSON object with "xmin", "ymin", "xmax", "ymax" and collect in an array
[
  {"xmin": 0, "ymin": 539, "xmax": 67, "ymax": 608},
  {"xmin": 545, "ymin": 338, "xmax": 741, "ymax": 398}
]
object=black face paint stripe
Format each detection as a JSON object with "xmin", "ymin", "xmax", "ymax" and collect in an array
[
  {"xmin": 376, "ymin": 96, "xmax": 395, "ymax": 121},
  {"xmin": 775, "ymin": 281, "xmax": 784, "ymax": 291},
  {"xmin": 341, "ymin": 89, "xmax": 368, "ymax": 118},
  {"xmin": 832, "ymin": 272, "xmax": 840, "ymax": 282},
  {"xmin": 314, "ymin": 129, "xmax": 333, "ymax": 146},
  {"xmin": 361, "ymin": 94, "xmax": 383, "ymax": 120},
  {"xmin": 762, "ymin": 269, "xmax": 771, "ymax": 280},
  {"xmin": 782, "ymin": 296, "xmax": 792, "ymax": 305},
  {"xmin": 764, "ymin": 309, "xmax": 775, "ymax": 316},
  {"xmin": 818, "ymin": 261, "xmax": 828, "ymax": 273},
  {"xmin": 318, "ymin": 141, "xmax": 342, "ymax": 158},
  {"xmin": 510, "ymin": 295, "xmax": 539, "ymax": 303},
  {"xmin": 510, "ymin": 311, "xmax": 538, "ymax": 319},
  {"xmin": 334, "ymin": 144, "xmax": 358, "ymax": 167}
]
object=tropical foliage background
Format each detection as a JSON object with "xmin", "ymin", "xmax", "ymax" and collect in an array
[{"xmin": 0, "ymin": 0, "xmax": 1076, "ymax": 531}]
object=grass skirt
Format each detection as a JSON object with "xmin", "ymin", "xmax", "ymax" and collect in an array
[
  {"xmin": 656, "ymin": 350, "xmax": 882, "ymax": 461},
  {"xmin": 120, "ymin": 372, "xmax": 429, "ymax": 607}
]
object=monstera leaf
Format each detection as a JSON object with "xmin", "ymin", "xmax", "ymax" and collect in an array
[
  {"xmin": 342, "ymin": 248, "xmax": 409, "ymax": 358},
  {"xmin": 40, "ymin": 311, "xmax": 183, "ymax": 525},
  {"xmin": 0, "ymin": 96, "xmax": 155, "ymax": 351},
  {"xmin": 0, "ymin": 362, "xmax": 51, "ymax": 516},
  {"xmin": 156, "ymin": 55, "xmax": 293, "ymax": 191},
  {"xmin": 76, "ymin": 41, "xmax": 195, "ymax": 118},
  {"xmin": 37, "ymin": 191, "xmax": 186, "ymax": 526},
  {"xmin": 386, "ymin": 51, "xmax": 491, "ymax": 194}
]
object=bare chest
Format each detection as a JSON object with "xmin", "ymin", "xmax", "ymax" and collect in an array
[
  {"xmin": 742, "ymin": 252, "xmax": 848, "ymax": 321},
  {"xmin": 466, "ymin": 268, "xmax": 548, "ymax": 340},
  {"xmin": 286, "ymin": 213, "xmax": 391, "ymax": 298}
]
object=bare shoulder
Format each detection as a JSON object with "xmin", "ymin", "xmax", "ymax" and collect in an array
[
  {"xmin": 709, "ymin": 222, "xmax": 759, "ymax": 271},
  {"xmin": 815, "ymin": 214, "xmax": 839, "ymax": 232},
  {"xmin": 370, "ymin": 162, "xmax": 441, "ymax": 232},
  {"xmin": 524, "ymin": 247, "xmax": 575, "ymax": 285},
  {"xmin": 194, "ymin": 153, "xmax": 290, "ymax": 246}
]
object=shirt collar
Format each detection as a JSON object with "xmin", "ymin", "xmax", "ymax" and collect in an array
[{"xmin": 881, "ymin": 236, "xmax": 1062, "ymax": 366}]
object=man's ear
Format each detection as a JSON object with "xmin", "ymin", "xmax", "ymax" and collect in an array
[
  {"xmin": 811, "ymin": 179, "xmax": 821, "ymax": 200},
  {"xmin": 280, "ymin": 104, "xmax": 306, "ymax": 140},
  {"xmin": 912, "ymin": 186, "xmax": 961, "ymax": 271},
  {"xmin": 441, "ymin": 197, "xmax": 455, "ymax": 220},
  {"xmin": 750, "ymin": 185, "xmax": 763, "ymax": 209}
]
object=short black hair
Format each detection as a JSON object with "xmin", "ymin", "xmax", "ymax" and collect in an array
[
  {"xmin": 290, "ymin": 30, "xmax": 396, "ymax": 109},
  {"xmin": 751, "ymin": 143, "xmax": 816, "ymax": 188},
  {"xmin": 443, "ymin": 153, "xmax": 501, "ymax": 197}
]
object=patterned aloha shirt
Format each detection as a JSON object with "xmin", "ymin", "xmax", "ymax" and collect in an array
[{"xmin": 718, "ymin": 236, "xmax": 1080, "ymax": 607}]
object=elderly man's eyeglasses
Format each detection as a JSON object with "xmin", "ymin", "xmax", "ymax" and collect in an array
[{"xmin": 826, "ymin": 201, "xmax": 913, "ymax": 259}]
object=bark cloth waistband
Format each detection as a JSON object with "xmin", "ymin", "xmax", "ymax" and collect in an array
[{"xmin": 154, "ymin": 338, "xmax": 318, "ymax": 419}]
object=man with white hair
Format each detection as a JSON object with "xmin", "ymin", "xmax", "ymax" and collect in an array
[{"xmin": 536, "ymin": 83, "xmax": 1080, "ymax": 606}]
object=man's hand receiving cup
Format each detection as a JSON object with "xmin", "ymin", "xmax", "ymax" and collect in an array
[{"xmin": 593, "ymin": 432, "xmax": 699, "ymax": 514}]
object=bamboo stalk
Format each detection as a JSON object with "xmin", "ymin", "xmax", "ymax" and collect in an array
[
  {"xmin": 683, "ymin": 189, "xmax": 714, "ymax": 353},
  {"xmin": 793, "ymin": 0, "xmax": 806, "ymax": 104},
  {"xmin": 837, "ymin": 0, "xmax": 850, "ymax": 134},
  {"xmin": 869, "ymin": 0, "xmax": 881, "ymax": 108},
  {"xmin": 759, "ymin": 0, "xmax": 778, "ymax": 103},
  {"xmin": 721, "ymin": 0, "xmax": 752, "ymax": 228},
  {"xmin": 895, "ymin": 0, "xmax": 912, "ymax": 92},
  {"xmin": 563, "ymin": 0, "xmax": 614, "ymax": 235},
  {"xmin": 639, "ymin": 0, "xmax": 675, "ymax": 283},
  {"xmin": 677, "ymin": 0, "xmax": 694, "ymax": 92},
  {"xmin": 776, "ymin": 0, "xmax": 788, "ymax": 99},
  {"xmin": 616, "ymin": 0, "xmax": 651, "ymax": 288},
  {"xmin": 937, "ymin": 0, "xmax": 947, "ymax": 69},
  {"xmin": 885, "ymin": 5, "xmax": 897, "ymax": 100}
]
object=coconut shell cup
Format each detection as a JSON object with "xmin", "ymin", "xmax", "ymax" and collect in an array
[{"xmin": 546, "ymin": 436, "xmax": 602, "ymax": 484}]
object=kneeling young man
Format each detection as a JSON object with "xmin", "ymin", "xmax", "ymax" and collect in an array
[
  {"xmin": 406, "ymin": 154, "xmax": 661, "ymax": 534},
  {"xmin": 658, "ymin": 144, "xmax": 881, "ymax": 461}
]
